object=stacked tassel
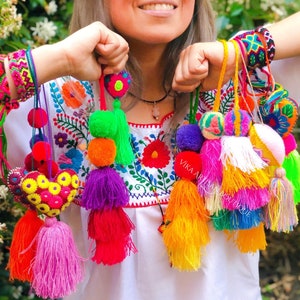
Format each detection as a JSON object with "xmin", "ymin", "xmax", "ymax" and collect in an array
[{"xmin": 82, "ymin": 71, "xmax": 136, "ymax": 265}]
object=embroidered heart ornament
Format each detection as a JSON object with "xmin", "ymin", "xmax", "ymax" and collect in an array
[{"xmin": 20, "ymin": 169, "xmax": 79, "ymax": 217}]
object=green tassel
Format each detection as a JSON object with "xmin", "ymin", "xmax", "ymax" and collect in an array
[
  {"xmin": 113, "ymin": 99, "xmax": 134, "ymax": 166},
  {"xmin": 283, "ymin": 149, "xmax": 300, "ymax": 204},
  {"xmin": 212, "ymin": 209, "xmax": 232, "ymax": 231}
]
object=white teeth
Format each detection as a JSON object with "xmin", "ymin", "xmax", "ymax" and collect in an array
[{"xmin": 141, "ymin": 3, "xmax": 174, "ymax": 10}]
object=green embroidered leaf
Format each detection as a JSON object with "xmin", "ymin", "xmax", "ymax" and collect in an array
[{"xmin": 282, "ymin": 104, "xmax": 294, "ymax": 118}]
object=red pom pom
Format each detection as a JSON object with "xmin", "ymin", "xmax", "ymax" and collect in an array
[
  {"xmin": 32, "ymin": 141, "xmax": 51, "ymax": 162},
  {"xmin": 24, "ymin": 153, "xmax": 40, "ymax": 171},
  {"xmin": 27, "ymin": 108, "xmax": 48, "ymax": 128},
  {"xmin": 174, "ymin": 151, "xmax": 202, "ymax": 180}
]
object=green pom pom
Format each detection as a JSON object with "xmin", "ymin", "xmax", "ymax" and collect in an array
[
  {"xmin": 89, "ymin": 110, "xmax": 117, "ymax": 138},
  {"xmin": 283, "ymin": 149, "xmax": 300, "ymax": 204},
  {"xmin": 113, "ymin": 100, "xmax": 134, "ymax": 165}
]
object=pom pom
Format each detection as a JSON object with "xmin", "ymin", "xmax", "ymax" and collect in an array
[
  {"xmin": 88, "ymin": 110, "xmax": 118, "ymax": 138},
  {"xmin": 224, "ymin": 109, "xmax": 252, "ymax": 137},
  {"xmin": 24, "ymin": 153, "xmax": 40, "ymax": 171},
  {"xmin": 88, "ymin": 208, "xmax": 136, "ymax": 265},
  {"xmin": 29, "ymin": 134, "xmax": 48, "ymax": 149},
  {"xmin": 112, "ymin": 100, "xmax": 134, "ymax": 165},
  {"xmin": 174, "ymin": 151, "xmax": 202, "ymax": 180},
  {"xmin": 87, "ymin": 138, "xmax": 116, "ymax": 167},
  {"xmin": 7, "ymin": 210, "xmax": 44, "ymax": 282},
  {"xmin": 239, "ymin": 94, "xmax": 256, "ymax": 113},
  {"xmin": 32, "ymin": 141, "xmax": 51, "ymax": 162},
  {"xmin": 27, "ymin": 108, "xmax": 48, "ymax": 128},
  {"xmin": 283, "ymin": 134, "xmax": 297, "ymax": 156},
  {"xmin": 249, "ymin": 123, "xmax": 285, "ymax": 167},
  {"xmin": 176, "ymin": 124, "xmax": 204, "ymax": 152},
  {"xmin": 162, "ymin": 179, "xmax": 210, "ymax": 271},
  {"xmin": 81, "ymin": 167, "xmax": 129, "ymax": 210},
  {"xmin": 104, "ymin": 71, "xmax": 131, "ymax": 98},
  {"xmin": 37, "ymin": 161, "xmax": 59, "ymax": 178},
  {"xmin": 283, "ymin": 149, "xmax": 300, "ymax": 204},
  {"xmin": 199, "ymin": 112, "xmax": 224, "ymax": 140},
  {"xmin": 32, "ymin": 217, "xmax": 84, "ymax": 299}
]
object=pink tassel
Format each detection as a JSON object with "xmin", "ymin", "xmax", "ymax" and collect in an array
[
  {"xmin": 81, "ymin": 167, "xmax": 129, "ymax": 210},
  {"xmin": 88, "ymin": 207, "xmax": 137, "ymax": 265},
  {"xmin": 32, "ymin": 217, "xmax": 84, "ymax": 299},
  {"xmin": 197, "ymin": 139, "xmax": 223, "ymax": 214}
]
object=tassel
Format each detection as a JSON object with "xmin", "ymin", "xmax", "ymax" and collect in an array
[
  {"xmin": 197, "ymin": 139, "xmax": 223, "ymax": 214},
  {"xmin": 162, "ymin": 179, "xmax": 210, "ymax": 271},
  {"xmin": 88, "ymin": 208, "xmax": 136, "ymax": 265},
  {"xmin": 112, "ymin": 99, "xmax": 134, "ymax": 165},
  {"xmin": 230, "ymin": 208, "xmax": 263, "ymax": 230},
  {"xmin": 32, "ymin": 217, "xmax": 84, "ymax": 299},
  {"xmin": 264, "ymin": 167, "xmax": 298, "ymax": 232},
  {"xmin": 7, "ymin": 210, "xmax": 44, "ymax": 282},
  {"xmin": 282, "ymin": 149, "xmax": 300, "ymax": 204},
  {"xmin": 235, "ymin": 223, "xmax": 267, "ymax": 253},
  {"xmin": 81, "ymin": 167, "xmax": 129, "ymax": 210}
]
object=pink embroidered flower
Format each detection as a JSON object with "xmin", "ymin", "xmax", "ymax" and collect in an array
[{"xmin": 141, "ymin": 140, "xmax": 170, "ymax": 168}]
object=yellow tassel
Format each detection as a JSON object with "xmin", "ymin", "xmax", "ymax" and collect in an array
[
  {"xmin": 222, "ymin": 163, "xmax": 270, "ymax": 195},
  {"xmin": 162, "ymin": 179, "xmax": 210, "ymax": 271},
  {"xmin": 235, "ymin": 223, "xmax": 267, "ymax": 253}
]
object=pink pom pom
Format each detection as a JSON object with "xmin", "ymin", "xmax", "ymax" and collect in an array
[{"xmin": 283, "ymin": 134, "xmax": 297, "ymax": 156}]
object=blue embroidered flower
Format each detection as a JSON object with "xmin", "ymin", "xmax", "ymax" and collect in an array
[
  {"xmin": 59, "ymin": 148, "xmax": 83, "ymax": 173},
  {"xmin": 262, "ymin": 110, "xmax": 290, "ymax": 136}
]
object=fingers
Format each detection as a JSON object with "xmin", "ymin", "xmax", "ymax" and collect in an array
[{"xmin": 172, "ymin": 44, "xmax": 209, "ymax": 93}]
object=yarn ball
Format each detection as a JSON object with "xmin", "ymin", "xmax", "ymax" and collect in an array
[
  {"xmin": 31, "ymin": 141, "xmax": 51, "ymax": 162},
  {"xmin": 176, "ymin": 124, "xmax": 204, "ymax": 152},
  {"xmin": 260, "ymin": 89, "xmax": 298, "ymax": 138},
  {"xmin": 199, "ymin": 111, "xmax": 224, "ymax": 140},
  {"xmin": 29, "ymin": 134, "xmax": 48, "ymax": 149},
  {"xmin": 89, "ymin": 110, "xmax": 118, "ymax": 138},
  {"xmin": 24, "ymin": 153, "xmax": 40, "ymax": 171},
  {"xmin": 249, "ymin": 123, "xmax": 285, "ymax": 167},
  {"xmin": 283, "ymin": 134, "xmax": 297, "ymax": 156},
  {"xmin": 224, "ymin": 109, "xmax": 252, "ymax": 137},
  {"xmin": 104, "ymin": 71, "xmax": 131, "ymax": 98},
  {"xmin": 88, "ymin": 138, "xmax": 116, "ymax": 167},
  {"xmin": 27, "ymin": 108, "xmax": 48, "ymax": 128},
  {"xmin": 174, "ymin": 151, "xmax": 202, "ymax": 180},
  {"xmin": 37, "ymin": 161, "xmax": 59, "ymax": 178},
  {"xmin": 239, "ymin": 94, "xmax": 256, "ymax": 113}
]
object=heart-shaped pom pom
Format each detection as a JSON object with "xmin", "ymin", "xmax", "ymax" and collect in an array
[
  {"xmin": 174, "ymin": 151, "xmax": 202, "ymax": 180},
  {"xmin": 27, "ymin": 108, "xmax": 48, "ymax": 128},
  {"xmin": 104, "ymin": 71, "xmax": 131, "ymax": 98}
]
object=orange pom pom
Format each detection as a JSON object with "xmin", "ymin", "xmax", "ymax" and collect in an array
[{"xmin": 88, "ymin": 138, "xmax": 116, "ymax": 167}]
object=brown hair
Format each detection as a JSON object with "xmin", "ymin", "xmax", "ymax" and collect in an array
[{"xmin": 69, "ymin": 0, "xmax": 216, "ymax": 123}]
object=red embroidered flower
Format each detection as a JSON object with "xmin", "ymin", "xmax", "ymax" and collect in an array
[
  {"xmin": 141, "ymin": 140, "xmax": 170, "ymax": 168},
  {"xmin": 61, "ymin": 80, "xmax": 86, "ymax": 109}
]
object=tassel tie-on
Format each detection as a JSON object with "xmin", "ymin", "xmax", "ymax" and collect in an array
[
  {"xmin": 82, "ymin": 72, "xmax": 136, "ymax": 265},
  {"xmin": 163, "ymin": 120, "xmax": 209, "ymax": 271}
]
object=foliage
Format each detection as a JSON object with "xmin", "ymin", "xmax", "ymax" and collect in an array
[{"xmin": 0, "ymin": 0, "xmax": 300, "ymax": 299}]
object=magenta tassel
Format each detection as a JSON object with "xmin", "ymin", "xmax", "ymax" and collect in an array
[
  {"xmin": 222, "ymin": 187, "xmax": 270, "ymax": 210},
  {"xmin": 32, "ymin": 217, "xmax": 84, "ymax": 299},
  {"xmin": 81, "ymin": 167, "xmax": 129, "ymax": 210},
  {"xmin": 197, "ymin": 139, "xmax": 222, "ymax": 196}
]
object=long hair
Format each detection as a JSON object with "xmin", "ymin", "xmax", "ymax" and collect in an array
[{"xmin": 69, "ymin": 0, "xmax": 216, "ymax": 123}]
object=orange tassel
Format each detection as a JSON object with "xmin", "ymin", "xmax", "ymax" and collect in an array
[
  {"xmin": 162, "ymin": 179, "xmax": 210, "ymax": 271},
  {"xmin": 235, "ymin": 223, "xmax": 267, "ymax": 253},
  {"xmin": 7, "ymin": 209, "xmax": 44, "ymax": 282}
]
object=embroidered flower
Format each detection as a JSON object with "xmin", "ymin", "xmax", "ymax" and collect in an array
[
  {"xmin": 61, "ymin": 80, "xmax": 86, "ymax": 109},
  {"xmin": 141, "ymin": 140, "xmax": 170, "ymax": 169},
  {"xmin": 54, "ymin": 132, "xmax": 68, "ymax": 148},
  {"xmin": 262, "ymin": 110, "xmax": 290, "ymax": 136},
  {"xmin": 59, "ymin": 148, "xmax": 83, "ymax": 173},
  {"xmin": 105, "ymin": 71, "xmax": 131, "ymax": 98}
]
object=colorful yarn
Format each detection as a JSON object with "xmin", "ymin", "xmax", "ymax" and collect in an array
[
  {"xmin": 88, "ymin": 110, "xmax": 117, "ymax": 138},
  {"xmin": 174, "ymin": 151, "xmax": 202, "ymax": 180},
  {"xmin": 176, "ymin": 123, "xmax": 204, "ymax": 152},
  {"xmin": 199, "ymin": 111, "xmax": 224, "ymax": 140},
  {"xmin": 224, "ymin": 109, "xmax": 252, "ymax": 137}
]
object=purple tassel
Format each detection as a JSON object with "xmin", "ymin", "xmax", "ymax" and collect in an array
[
  {"xmin": 32, "ymin": 217, "xmax": 84, "ymax": 299},
  {"xmin": 81, "ymin": 167, "xmax": 129, "ymax": 210}
]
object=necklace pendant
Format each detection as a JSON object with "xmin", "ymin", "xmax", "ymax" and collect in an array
[{"xmin": 152, "ymin": 102, "xmax": 160, "ymax": 120}]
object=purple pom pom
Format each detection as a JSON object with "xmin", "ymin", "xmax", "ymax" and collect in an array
[
  {"xmin": 82, "ymin": 167, "xmax": 129, "ymax": 210},
  {"xmin": 176, "ymin": 124, "xmax": 204, "ymax": 152},
  {"xmin": 224, "ymin": 109, "xmax": 252, "ymax": 137},
  {"xmin": 29, "ymin": 134, "xmax": 48, "ymax": 149}
]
